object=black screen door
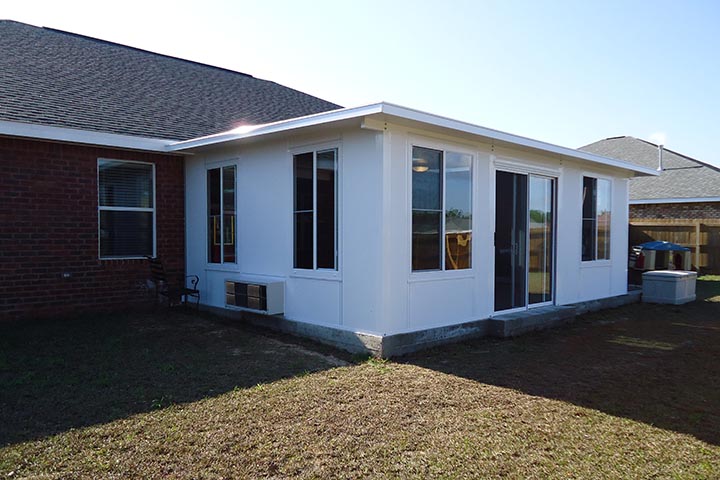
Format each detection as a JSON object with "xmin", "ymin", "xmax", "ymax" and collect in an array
[{"xmin": 494, "ymin": 171, "xmax": 528, "ymax": 311}]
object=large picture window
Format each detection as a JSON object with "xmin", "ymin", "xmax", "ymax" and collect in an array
[
  {"xmin": 208, "ymin": 165, "xmax": 236, "ymax": 264},
  {"xmin": 98, "ymin": 159, "xmax": 155, "ymax": 259},
  {"xmin": 582, "ymin": 176, "xmax": 611, "ymax": 261},
  {"xmin": 412, "ymin": 145, "xmax": 472, "ymax": 271},
  {"xmin": 293, "ymin": 148, "xmax": 337, "ymax": 270}
]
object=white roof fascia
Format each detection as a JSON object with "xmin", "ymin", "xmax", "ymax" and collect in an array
[
  {"xmin": 0, "ymin": 120, "xmax": 174, "ymax": 152},
  {"xmin": 166, "ymin": 104, "xmax": 384, "ymax": 151},
  {"xmin": 630, "ymin": 197, "xmax": 720, "ymax": 205},
  {"xmin": 166, "ymin": 102, "xmax": 658, "ymax": 176},
  {"xmin": 378, "ymin": 103, "xmax": 657, "ymax": 176}
]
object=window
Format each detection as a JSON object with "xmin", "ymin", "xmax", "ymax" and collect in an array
[
  {"xmin": 582, "ymin": 176, "xmax": 611, "ymax": 261},
  {"xmin": 293, "ymin": 148, "xmax": 337, "ymax": 270},
  {"xmin": 98, "ymin": 159, "xmax": 155, "ymax": 258},
  {"xmin": 412, "ymin": 145, "xmax": 472, "ymax": 271},
  {"xmin": 208, "ymin": 165, "xmax": 236, "ymax": 264}
]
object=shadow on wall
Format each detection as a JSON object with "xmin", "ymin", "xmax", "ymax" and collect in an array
[
  {"xmin": 402, "ymin": 278, "xmax": 720, "ymax": 446},
  {"xmin": 0, "ymin": 310, "xmax": 345, "ymax": 447}
]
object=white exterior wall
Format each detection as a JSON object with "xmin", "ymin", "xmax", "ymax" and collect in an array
[
  {"xmin": 185, "ymin": 122, "xmax": 632, "ymax": 337},
  {"xmin": 380, "ymin": 124, "xmax": 631, "ymax": 334},
  {"xmin": 185, "ymin": 127, "xmax": 387, "ymax": 334}
]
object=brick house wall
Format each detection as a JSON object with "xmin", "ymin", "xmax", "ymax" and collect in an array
[
  {"xmin": 630, "ymin": 202, "xmax": 720, "ymax": 219},
  {"xmin": 0, "ymin": 137, "xmax": 185, "ymax": 321}
]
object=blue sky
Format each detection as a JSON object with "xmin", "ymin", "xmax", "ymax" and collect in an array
[{"xmin": 5, "ymin": 0, "xmax": 719, "ymax": 165}]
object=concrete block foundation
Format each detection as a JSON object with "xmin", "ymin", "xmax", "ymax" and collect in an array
[{"xmin": 208, "ymin": 291, "xmax": 642, "ymax": 358}]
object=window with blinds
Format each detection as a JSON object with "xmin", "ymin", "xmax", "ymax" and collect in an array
[{"xmin": 98, "ymin": 159, "xmax": 155, "ymax": 258}]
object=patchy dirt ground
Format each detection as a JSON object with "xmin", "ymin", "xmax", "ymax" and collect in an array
[{"xmin": 1, "ymin": 278, "xmax": 718, "ymax": 479}]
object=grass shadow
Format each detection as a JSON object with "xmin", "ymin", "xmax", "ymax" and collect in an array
[
  {"xmin": 0, "ymin": 309, "xmax": 344, "ymax": 447},
  {"xmin": 402, "ymin": 280, "xmax": 720, "ymax": 446}
]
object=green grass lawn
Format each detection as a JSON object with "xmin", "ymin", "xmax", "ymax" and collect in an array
[{"xmin": 1, "ymin": 280, "xmax": 719, "ymax": 479}]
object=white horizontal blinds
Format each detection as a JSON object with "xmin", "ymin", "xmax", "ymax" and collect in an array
[
  {"xmin": 99, "ymin": 160, "xmax": 154, "ymax": 208},
  {"xmin": 98, "ymin": 160, "xmax": 154, "ymax": 258}
]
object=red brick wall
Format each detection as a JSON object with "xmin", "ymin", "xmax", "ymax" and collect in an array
[
  {"xmin": 0, "ymin": 137, "xmax": 185, "ymax": 321},
  {"xmin": 630, "ymin": 202, "xmax": 720, "ymax": 219}
]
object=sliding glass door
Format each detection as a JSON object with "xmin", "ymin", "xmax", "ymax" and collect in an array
[
  {"xmin": 528, "ymin": 176, "xmax": 554, "ymax": 305},
  {"xmin": 494, "ymin": 171, "xmax": 555, "ymax": 312}
]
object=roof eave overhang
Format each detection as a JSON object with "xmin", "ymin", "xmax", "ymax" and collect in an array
[
  {"xmin": 0, "ymin": 120, "xmax": 178, "ymax": 153},
  {"xmin": 168, "ymin": 103, "xmax": 658, "ymax": 176}
]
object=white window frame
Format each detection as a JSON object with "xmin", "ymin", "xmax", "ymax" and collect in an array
[
  {"xmin": 408, "ymin": 138, "xmax": 475, "ymax": 275},
  {"xmin": 97, "ymin": 158, "xmax": 156, "ymax": 260},
  {"xmin": 206, "ymin": 163, "xmax": 238, "ymax": 265},
  {"xmin": 581, "ymin": 174, "xmax": 612, "ymax": 263},
  {"xmin": 290, "ymin": 144, "xmax": 340, "ymax": 276}
]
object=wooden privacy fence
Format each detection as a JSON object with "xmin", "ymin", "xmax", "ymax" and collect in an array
[{"xmin": 629, "ymin": 218, "xmax": 720, "ymax": 274}]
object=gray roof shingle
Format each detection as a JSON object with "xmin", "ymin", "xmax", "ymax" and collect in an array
[
  {"xmin": 580, "ymin": 136, "xmax": 720, "ymax": 201},
  {"xmin": 0, "ymin": 20, "xmax": 342, "ymax": 140}
]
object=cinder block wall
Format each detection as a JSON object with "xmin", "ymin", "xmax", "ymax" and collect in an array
[
  {"xmin": 631, "ymin": 202, "xmax": 720, "ymax": 219},
  {"xmin": 0, "ymin": 137, "xmax": 185, "ymax": 321}
]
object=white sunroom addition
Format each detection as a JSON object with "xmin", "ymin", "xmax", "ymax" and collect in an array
[{"xmin": 173, "ymin": 103, "xmax": 656, "ymax": 356}]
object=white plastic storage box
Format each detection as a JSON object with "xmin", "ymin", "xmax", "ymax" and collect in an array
[{"xmin": 642, "ymin": 270, "xmax": 697, "ymax": 305}]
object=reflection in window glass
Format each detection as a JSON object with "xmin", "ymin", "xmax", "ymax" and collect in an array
[
  {"xmin": 293, "ymin": 149, "xmax": 337, "ymax": 270},
  {"xmin": 581, "ymin": 176, "xmax": 611, "ymax": 261},
  {"xmin": 528, "ymin": 176, "xmax": 554, "ymax": 304},
  {"xmin": 222, "ymin": 166, "xmax": 236, "ymax": 263},
  {"xmin": 293, "ymin": 153, "xmax": 314, "ymax": 269},
  {"xmin": 316, "ymin": 150, "xmax": 337, "ymax": 269},
  {"xmin": 445, "ymin": 152, "xmax": 472, "ymax": 270},
  {"xmin": 411, "ymin": 146, "xmax": 472, "ymax": 271},
  {"xmin": 412, "ymin": 146, "xmax": 443, "ymax": 271},
  {"xmin": 597, "ymin": 178, "xmax": 611, "ymax": 260},
  {"xmin": 207, "ymin": 166, "xmax": 236, "ymax": 264}
]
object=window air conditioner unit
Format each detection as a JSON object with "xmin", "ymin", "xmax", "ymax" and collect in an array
[{"xmin": 225, "ymin": 278, "xmax": 284, "ymax": 315}]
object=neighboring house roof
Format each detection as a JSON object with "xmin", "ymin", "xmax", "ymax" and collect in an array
[
  {"xmin": 168, "ymin": 102, "xmax": 657, "ymax": 176},
  {"xmin": 580, "ymin": 136, "xmax": 720, "ymax": 202},
  {"xmin": 0, "ymin": 20, "xmax": 341, "ymax": 141}
]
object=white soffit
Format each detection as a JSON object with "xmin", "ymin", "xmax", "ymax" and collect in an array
[{"xmin": 167, "ymin": 102, "xmax": 657, "ymax": 176}]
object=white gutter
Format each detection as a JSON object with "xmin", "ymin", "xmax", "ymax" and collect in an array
[
  {"xmin": 631, "ymin": 197, "xmax": 720, "ymax": 205},
  {"xmin": 0, "ymin": 120, "xmax": 175, "ymax": 153},
  {"xmin": 167, "ymin": 102, "xmax": 657, "ymax": 176}
]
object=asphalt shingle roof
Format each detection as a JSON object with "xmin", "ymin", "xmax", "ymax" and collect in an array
[
  {"xmin": 0, "ymin": 20, "xmax": 342, "ymax": 140},
  {"xmin": 580, "ymin": 136, "xmax": 720, "ymax": 201}
]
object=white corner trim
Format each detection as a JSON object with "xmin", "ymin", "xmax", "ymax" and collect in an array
[
  {"xmin": 0, "ymin": 120, "xmax": 175, "ymax": 152},
  {"xmin": 630, "ymin": 197, "xmax": 720, "ymax": 205}
]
